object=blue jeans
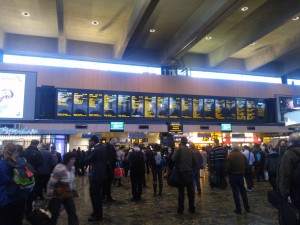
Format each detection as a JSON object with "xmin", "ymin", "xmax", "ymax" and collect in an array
[{"xmin": 193, "ymin": 170, "xmax": 201, "ymax": 193}]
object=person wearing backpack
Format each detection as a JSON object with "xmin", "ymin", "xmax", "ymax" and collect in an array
[
  {"xmin": 127, "ymin": 142, "xmax": 146, "ymax": 201},
  {"xmin": 278, "ymin": 133, "xmax": 300, "ymax": 210},
  {"xmin": 150, "ymin": 144, "xmax": 163, "ymax": 196},
  {"xmin": 0, "ymin": 143, "xmax": 28, "ymax": 225},
  {"xmin": 252, "ymin": 143, "xmax": 266, "ymax": 182},
  {"xmin": 264, "ymin": 146, "xmax": 280, "ymax": 190}
]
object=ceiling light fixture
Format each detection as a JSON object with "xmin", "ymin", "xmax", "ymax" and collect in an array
[
  {"xmin": 205, "ymin": 36, "xmax": 212, "ymax": 40},
  {"xmin": 241, "ymin": 6, "xmax": 248, "ymax": 12},
  {"xmin": 22, "ymin": 12, "xmax": 30, "ymax": 17},
  {"xmin": 292, "ymin": 16, "xmax": 299, "ymax": 21},
  {"xmin": 91, "ymin": 21, "xmax": 99, "ymax": 25},
  {"xmin": 149, "ymin": 29, "xmax": 155, "ymax": 33}
]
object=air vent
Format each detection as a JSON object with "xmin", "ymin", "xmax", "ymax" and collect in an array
[
  {"xmin": 247, "ymin": 126, "xmax": 255, "ymax": 130},
  {"xmin": 200, "ymin": 126, "xmax": 209, "ymax": 130},
  {"xmin": 75, "ymin": 124, "xmax": 88, "ymax": 129},
  {"xmin": 139, "ymin": 125, "xmax": 149, "ymax": 129}
]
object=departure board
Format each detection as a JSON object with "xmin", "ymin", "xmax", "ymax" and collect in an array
[
  {"xmin": 257, "ymin": 100, "xmax": 266, "ymax": 121},
  {"xmin": 204, "ymin": 98, "xmax": 215, "ymax": 120},
  {"xmin": 73, "ymin": 92, "xmax": 88, "ymax": 117},
  {"xmin": 144, "ymin": 96, "xmax": 156, "ymax": 118},
  {"xmin": 247, "ymin": 100, "xmax": 255, "ymax": 120},
  {"xmin": 88, "ymin": 93, "xmax": 103, "ymax": 117},
  {"xmin": 226, "ymin": 99, "xmax": 236, "ymax": 120},
  {"xmin": 193, "ymin": 97, "xmax": 203, "ymax": 119},
  {"xmin": 103, "ymin": 94, "xmax": 117, "ymax": 117},
  {"xmin": 157, "ymin": 96, "xmax": 169, "ymax": 118},
  {"xmin": 57, "ymin": 90, "xmax": 73, "ymax": 117},
  {"xmin": 236, "ymin": 98, "xmax": 246, "ymax": 120},
  {"xmin": 215, "ymin": 99, "xmax": 225, "ymax": 120},
  {"xmin": 131, "ymin": 95, "xmax": 144, "ymax": 118},
  {"xmin": 277, "ymin": 96, "xmax": 294, "ymax": 122},
  {"xmin": 181, "ymin": 97, "xmax": 192, "ymax": 119},
  {"xmin": 168, "ymin": 122, "xmax": 183, "ymax": 133},
  {"xmin": 118, "ymin": 94, "xmax": 131, "ymax": 118},
  {"xmin": 169, "ymin": 97, "xmax": 181, "ymax": 119}
]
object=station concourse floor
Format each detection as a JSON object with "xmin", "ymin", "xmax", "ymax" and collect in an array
[{"xmin": 34, "ymin": 173, "xmax": 279, "ymax": 225}]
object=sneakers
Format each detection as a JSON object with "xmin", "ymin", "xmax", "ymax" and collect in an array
[{"xmin": 246, "ymin": 188, "xmax": 253, "ymax": 192}]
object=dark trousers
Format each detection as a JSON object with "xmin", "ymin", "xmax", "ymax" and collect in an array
[
  {"xmin": 255, "ymin": 165, "xmax": 264, "ymax": 182},
  {"xmin": 130, "ymin": 169, "xmax": 144, "ymax": 199},
  {"xmin": 268, "ymin": 173, "xmax": 277, "ymax": 190},
  {"xmin": 36, "ymin": 174, "xmax": 51, "ymax": 198},
  {"xmin": 229, "ymin": 174, "xmax": 250, "ymax": 212},
  {"xmin": 102, "ymin": 175, "xmax": 113, "ymax": 200},
  {"xmin": 177, "ymin": 182, "xmax": 195, "ymax": 212},
  {"xmin": 0, "ymin": 199, "xmax": 26, "ymax": 225},
  {"xmin": 245, "ymin": 165, "xmax": 254, "ymax": 190},
  {"xmin": 89, "ymin": 181, "xmax": 103, "ymax": 219},
  {"xmin": 49, "ymin": 197, "xmax": 79, "ymax": 225},
  {"xmin": 152, "ymin": 166, "xmax": 163, "ymax": 193},
  {"xmin": 215, "ymin": 165, "xmax": 227, "ymax": 189},
  {"xmin": 193, "ymin": 170, "xmax": 201, "ymax": 193}
]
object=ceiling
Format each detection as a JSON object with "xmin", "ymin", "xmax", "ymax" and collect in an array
[{"xmin": 0, "ymin": 0, "xmax": 300, "ymax": 78}]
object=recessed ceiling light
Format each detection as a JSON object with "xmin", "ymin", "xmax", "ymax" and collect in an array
[
  {"xmin": 292, "ymin": 16, "xmax": 299, "ymax": 21},
  {"xmin": 22, "ymin": 11, "xmax": 30, "ymax": 17},
  {"xmin": 149, "ymin": 29, "xmax": 155, "ymax": 33},
  {"xmin": 241, "ymin": 6, "xmax": 248, "ymax": 12},
  {"xmin": 91, "ymin": 21, "xmax": 99, "ymax": 25},
  {"xmin": 205, "ymin": 36, "xmax": 212, "ymax": 40}
]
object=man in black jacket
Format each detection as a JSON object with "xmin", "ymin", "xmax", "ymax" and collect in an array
[
  {"xmin": 24, "ymin": 139, "xmax": 43, "ymax": 217},
  {"xmin": 86, "ymin": 135, "xmax": 107, "ymax": 222},
  {"xmin": 102, "ymin": 137, "xmax": 117, "ymax": 202}
]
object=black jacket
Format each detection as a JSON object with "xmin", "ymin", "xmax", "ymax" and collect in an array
[
  {"xmin": 24, "ymin": 145, "xmax": 43, "ymax": 173},
  {"xmin": 86, "ymin": 143, "xmax": 107, "ymax": 182}
]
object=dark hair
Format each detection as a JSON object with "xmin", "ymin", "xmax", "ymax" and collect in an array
[
  {"xmin": 15, "ymin": 144, "xmax": 24, "ymax": 157},
  {"xmin": 30, "ymin": 139, "xmax": 40, "ymax": 146},
  {"xmin": 63, "ymin": 152, "xmax": 76, "ymax": 165},
  {"xmin": 181, "ymin": 137, "xmax": 188, "ymax": 145},
  {"xmin": 89, "ymin": 135, "xmax": 99, "ymax": 143}
]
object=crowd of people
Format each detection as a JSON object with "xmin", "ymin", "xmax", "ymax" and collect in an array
[{"xmin": 0, "ymin": 132, "xmax": 299, "ymax": 225}]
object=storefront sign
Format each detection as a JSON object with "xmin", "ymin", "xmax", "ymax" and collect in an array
[{"xmin": 0, "ymin": 127, "xmax": 39, "ymax": 135}]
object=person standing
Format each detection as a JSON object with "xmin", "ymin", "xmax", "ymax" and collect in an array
[
  {"xmin": 46, "ymin": 152, "xmax": 79, "ymax": 225},
  {"xmin": 0, "ymin": 143, "xmax": 28, "ymax": 225},
  {"xmin": 226, "ymin": 144, "xmax": 250, "ymax": 214},
  {"xmin": 24, "ymin": 139, "xmax": 43, "ymax": 217},
  {"xmin": 190, "ymin": 143, "xmax": 203, "ymax": 195},
  {"xmin": 85, "ymin": 135, "xmax": 107, "ymax": 222},
  {"xmin": 277, "ymin": 133, "xmax": 300, "ymax": 210},
  {"xmin": 264, "ymin": 146, "xmax": 280, "ymax": 190},
  {"xmin": 127, "ymin": 142, "xmax": 146, "ymax": 201},
  {"xmin": 150, "ymin": 144, "xmax": 163, "ymax": 196},
  {"xmin": 243, "ymin": 145, "xmax": 255, "ymax": 192},
  {"xmin": 210, "ymin": 139, "xmax": 227, "ymax": 189},
  {"xmin": 172, "ymin": 137, "xmax": 196, "ymax": 214},
  {"xmin": 102, "ymin": 137, "xmax": 117, "ymax": 202}
]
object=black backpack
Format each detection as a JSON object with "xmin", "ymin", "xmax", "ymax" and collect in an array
[{"xmin": 131, "ymin": 150, "xmax": 145, "ymax": 169}]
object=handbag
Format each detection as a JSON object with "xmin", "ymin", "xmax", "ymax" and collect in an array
[
  {"xmin": 53, "ymin": 182, "xmax": 72, "ymax": 199},
  {"xmin": 114, "ymin": 162, "xmax": 125, "ymax": 179}
]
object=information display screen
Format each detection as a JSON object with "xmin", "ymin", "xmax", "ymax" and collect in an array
[
  {"xmin": 257, "ymin": 99, "xmax": 266, "ymax": 121},
  {"xmin": 144, "ymin": 96, "xmax": 156, "ymax": 118},
  {"xmin": 246, "ymin": 100, "xmax": 255, "ymax": 121},
  {"xmin": 225, "ymin": 99, "xmax": 236, "ymax": 120},
  {"xmin": 168, "ymin": 122, "xmax": 183, "ymax": 133},
  {"xmin": 193, "ymin": 97, "xmax": 203, "ymax": 119},
  {"xmin": 236, "ymin": 98, "xmax": 247, "ymax": 120},
  {"xmin": 215, "ymin": 98, "xmax": 226, "ymax": 120},
  {"xmin": 181, "ymin": 97, "xmax": 192, "ymax": 119},
  {"xmin": 204, "ymin": 98, "xmax": 215, "ymax": 120},
  {"xmin": 131, "ymin": 95, "xmax": 144, "ymax": 118},
  {"xmin": 73, "ymin": 92, "xmax": 88, "ymax": 117},
  {"xmin": 88, "ymin": 93, "xmax": 103, "ymax": 117},
  {"xmin": 118, "ymin": 94, "xmax": 131, "ymax": 118},
  {"xmin": 157, "ymin": 96, "xmax": 169, "ymax": 118},
  {"xmin": 57, "ymin": 90, "xmax": 73, "ymax": 117},
  {"xmin": 169, "ymin": 97, "xmax": 181, "ymax": 119},
  {"xmin": 276, "ymin": 95, "xmax": 295, "ymax": 123},
  {"xmin": 103, "ymin": 94, "xmax": 117, "ymax": 117}
]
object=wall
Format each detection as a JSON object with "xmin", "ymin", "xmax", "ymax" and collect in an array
[{"xmin": 0, "ymin": 62, "xmax": 299, "ymax": 98}]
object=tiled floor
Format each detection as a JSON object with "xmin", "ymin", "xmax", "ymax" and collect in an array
[{"xmin": 51, "ymin": 173, "xmax": 279, "ymax": 225}]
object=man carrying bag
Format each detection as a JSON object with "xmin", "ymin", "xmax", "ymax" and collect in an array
[{"xmin": 171, "ymin": 137, "xmax": 196, "ymax": 214}]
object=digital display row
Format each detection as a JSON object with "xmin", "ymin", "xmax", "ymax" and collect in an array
[
  {"xmin": 276, "ymin": 95, "xmax": 300, "ymax": 123},
  {"xmin": 56, "ymin": 89, "xmax": 266, "ymax": 122}
]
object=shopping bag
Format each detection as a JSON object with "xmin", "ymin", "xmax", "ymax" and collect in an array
[{"xmin": 114, "ymin": 162, "xmax": 125, "ymax": 178}]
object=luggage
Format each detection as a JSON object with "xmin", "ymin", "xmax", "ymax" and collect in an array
[
  {"xmin": 279, "ymin": 200, "xmax": 300, "ymax": 225},
  {"xmin": 27, "ymin": 199, "xmax": 51, "ymax": 225},
  {"xmin": 267, "ymin": 190, "xmax": 281, "ymax": 209}
]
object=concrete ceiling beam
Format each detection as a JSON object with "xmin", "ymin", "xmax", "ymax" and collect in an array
[
  {"xmin": 114, "ymin": 0, "xmax": 151, "ymax": 59},
  {"xmin": 209, "ymin": 0, "xmax": 300, "ymax": 68},
  {"xmin": 160, "ymin": 0, "xmax": 245, "ymax": 65},
  {"xmin": 56, "ymin": 0, "xmax": 66, "ymax": 54}
]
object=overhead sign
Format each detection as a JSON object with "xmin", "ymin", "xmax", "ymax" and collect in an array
[{"xmin": 168, "ymin": 122, "xmax": 183, "ymax": 133}]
